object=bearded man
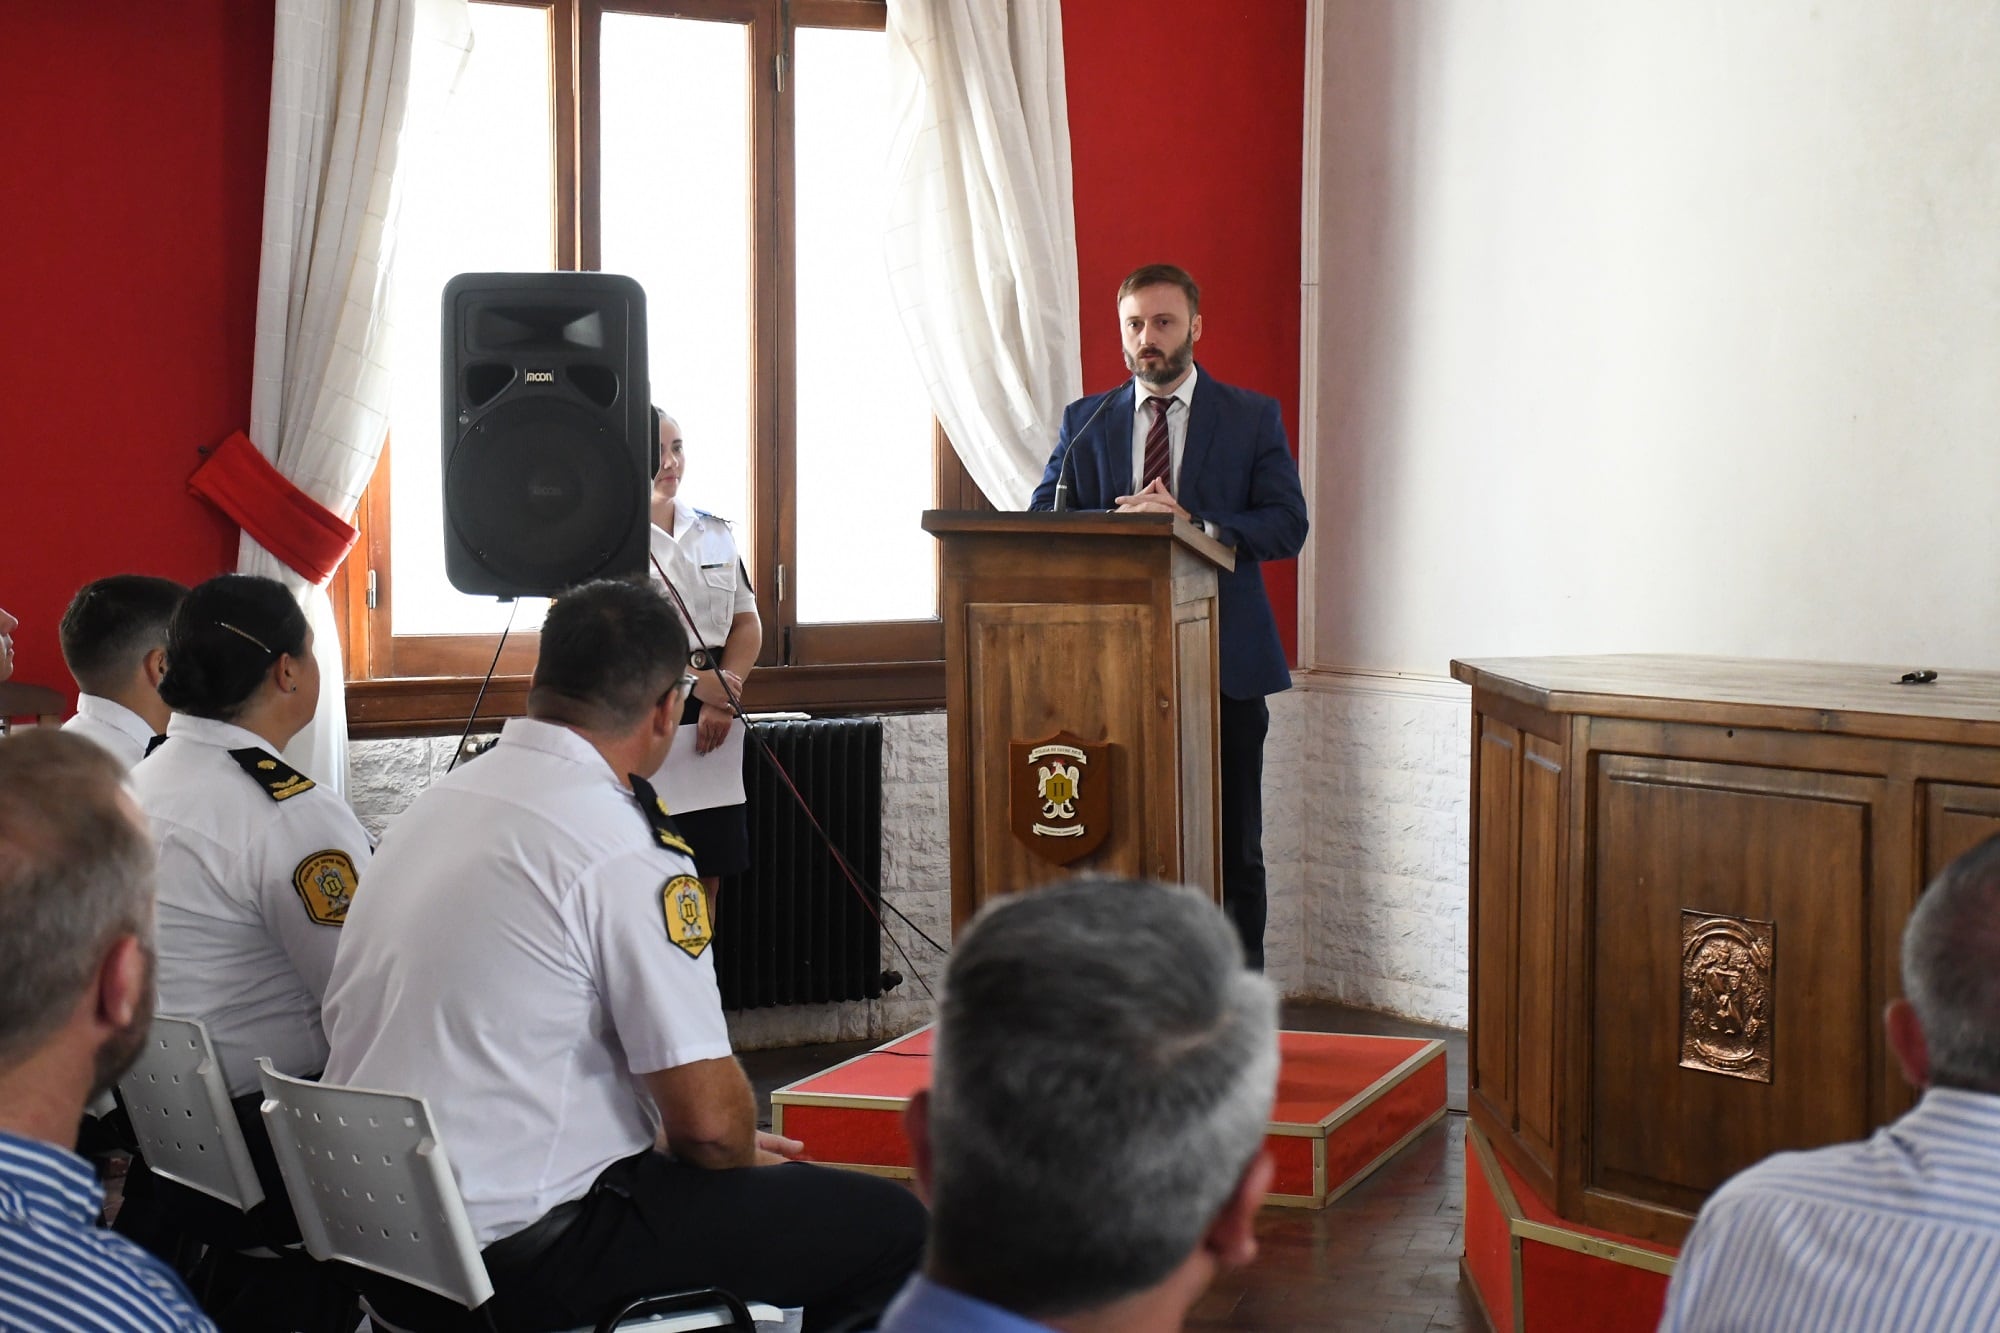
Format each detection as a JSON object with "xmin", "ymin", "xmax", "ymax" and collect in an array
[{"xmin": 1031, "ymin": 264, "xmax": 1308, "ymax": 968}]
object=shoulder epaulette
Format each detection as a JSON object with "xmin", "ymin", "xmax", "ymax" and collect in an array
[
  {"xmin": 228, "ymin": 747, "xmax": 316, "ymax": 802},
  {"xmin": 627, "ymin": 773, "xmax": 696, "ymax": 858},
  {"xmin": 693, "ymin": 507, "xmax": 732, "ymax": 526}
]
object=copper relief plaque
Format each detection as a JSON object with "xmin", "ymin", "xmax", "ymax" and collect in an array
[{"xmin": 1680, "ymin": 911, "xmax": 1775, "ymax": 1083}]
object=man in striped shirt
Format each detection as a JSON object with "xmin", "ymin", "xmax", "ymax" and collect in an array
[
  {"xmin": 0, "ymin": 730, "xmax": 214, "ymax": 1331},
  {"xmin": 1661, "ymin": 833, "xmax": 2000, "ymax": 1332}
]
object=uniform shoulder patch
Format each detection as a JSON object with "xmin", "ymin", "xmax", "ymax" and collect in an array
[
  {"xmin": 627, "ymin": 773, "xmax": 696, "ymax": 858},
  {"xmin": 662, "ymin": 874, "xmax": 712, "ymax": 958},
  {"xmin": 229, "ymin": 747, "xmax": 315, "ymax": 802},
  {"xmin": 292, "ymin": 849, "xmax": 358, "ymax": 926}
]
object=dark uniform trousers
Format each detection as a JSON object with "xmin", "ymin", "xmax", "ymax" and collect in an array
[
  {"xmin": 1219, "ymin": 693, "xmax": 1272, "ymax": 970},
  {"xmin": 358, "ymin": 1149, "xmax": 926, "ymax": 1333}
]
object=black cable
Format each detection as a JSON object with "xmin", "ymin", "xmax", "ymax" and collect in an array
[
  {"xmin": 446, "ymin": 598, "xmax": 519, "ymax": 774},
  {"xmin": 649, "ymin": 550, "xmax": 944, "ymax": 997}
]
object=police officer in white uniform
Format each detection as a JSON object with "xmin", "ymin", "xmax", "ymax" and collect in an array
[
  {"xmin": 647, "ymin": 409, "xmax": 761, "ymax": 888},
  {"xmin": 324, "ymin": 579, "xmax": 922, "ymax": 1333},
  {"xmin": 118, "ymin": 575, "xmax": 370, "ymax": 1315},
  {"xmin": 58, "ymin": 575, "xmax": 187, "ymax": 770},
  {"xmin": 133, "ymin": 575, "xmax": 369, "ymax": 1099}
]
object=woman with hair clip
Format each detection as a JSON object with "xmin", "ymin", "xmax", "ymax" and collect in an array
[
  {"xmin": 646, "ymin": 408, "xmax": 762, "ymax": 896},
  {"xmin": 120, "ymin": 574, "xmax": 372, "ymax": 1317}
]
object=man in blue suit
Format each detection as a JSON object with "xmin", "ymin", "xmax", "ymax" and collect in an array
[{"xmin": 1030, "ymin": 264, "xmax": 1309, "ymax": 968}]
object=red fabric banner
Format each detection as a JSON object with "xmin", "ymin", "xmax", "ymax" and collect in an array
[{"xmin": 187, "ymin": 430, "xmax": 359, "ymax": 586}]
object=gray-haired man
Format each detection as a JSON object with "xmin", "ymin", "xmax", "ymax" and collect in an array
[
  {"xmin": 0, "ymin": 730, "xmax": 215, "ymax": 1331},
  {"xmin": 1661, "ymin": 833, "xmax": 2000, "ymax": 1332},
  {"xmin": 881, "ymin": 877, "xmax": 1280, "ymax": 1333}
]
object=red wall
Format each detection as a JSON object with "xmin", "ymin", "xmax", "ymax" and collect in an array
[
  {"xmin": 0, "ymin": 2, "xmax": 271, "ymax": 694},
  {"xmin": 0, "ymin": 2, "xmax": 1305, "ymax": 689},
  {"xmin": 1063, "ymin": 2, "xmax": 1308, "ymax": 663}
]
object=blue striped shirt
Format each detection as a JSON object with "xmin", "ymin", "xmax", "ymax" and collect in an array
[
  {"xmin": 0, "ymin": 1131, "xmax": 215, "ymax": 1331},
  {"xmin": 1660, "ymin": 1088, "xmax": 2000, "ymax": 1332}
]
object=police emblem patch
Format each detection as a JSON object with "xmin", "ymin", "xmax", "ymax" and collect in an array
[
  {"xmin": 292, "ymin": 849, "xmax": 358, "ymax": 926},
  {"xmin": 662, "ymin": 875, "xmax": 713, "ymax": 958}
]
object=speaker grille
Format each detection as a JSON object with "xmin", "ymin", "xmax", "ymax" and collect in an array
[{"xmin": 445, "ymin": 396, "xmax": 640, "ymax": 594}]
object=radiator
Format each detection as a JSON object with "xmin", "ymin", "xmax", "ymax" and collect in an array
[{"xmin": 714, "ymin": 717, "xmax": 886, "ymax": 1010}]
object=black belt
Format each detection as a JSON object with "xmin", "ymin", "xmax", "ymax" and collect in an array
[
  {"xmin": 481, "ymin": 1147, "xmax": 653, "ymax": 1271},
  {"xmin": 483, "ymin": 1196, "xmax": 587, "ymax": 1271}
]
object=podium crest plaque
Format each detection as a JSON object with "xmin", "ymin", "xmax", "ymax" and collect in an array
[{"xmin": 1009, "ymin": 731, "xmax": 1111, "ymax": 865}]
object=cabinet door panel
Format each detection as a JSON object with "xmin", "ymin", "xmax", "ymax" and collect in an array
[{"xmin": 1590, "ymin": 755, "xmax": 1881, "ymax": 1216}]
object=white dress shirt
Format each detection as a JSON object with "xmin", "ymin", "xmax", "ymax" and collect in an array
[
  {"xmin": 62, "ymin": 694, "xmax": 154, "ymax": 770},
  {"xmin": 131, "ymin": 714, "xmax": 372, "ymax": 1096},
  {"xmin": 1127, "ymin": 365, "xmax": 1199, "ymax": 496},
  {"xmin": 323, "ymin": 717, "xmax": 734, "ymax": 1246},
  {"xmin": 648, "ymin": 497, "xmax": 757, "ymax": 657}
]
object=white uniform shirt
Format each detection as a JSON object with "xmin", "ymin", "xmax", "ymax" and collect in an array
[
  {"xmin": 61, "ymin": 695, "xmax": 154, "ymax": 770},
  {"xmin": 1128, "ymin": 365, "xmax": 1198, "ymax": 494},
  {"xmin": 649, "ymin": 497, "xmax": 756, "ymax": 657},
  {"xmin": 131, "ymin": 714, "xmax": 371, "ymax": 1096},
  {"xmin": 322, "ymin": 717, "xmax": 734, "ymax": 1247}
]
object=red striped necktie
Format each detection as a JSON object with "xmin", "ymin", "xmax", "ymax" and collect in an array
[{"xmin": 1142, "ymin": 395, "xmax": 1174, "ymax": 492}]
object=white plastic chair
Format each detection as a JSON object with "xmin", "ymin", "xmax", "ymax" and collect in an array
[
  {"xmin": 256, "ymin": 1060, "xmax": 787, "ymax": 1333},
  {"xmin": 118, "ymin": 1014, "xmax": 264, "ymax": 1213}
]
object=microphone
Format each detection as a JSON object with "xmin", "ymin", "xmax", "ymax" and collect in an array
[{"xmin": 1051, "ymin": 387, "xmax": 1123, "ymax": 513}]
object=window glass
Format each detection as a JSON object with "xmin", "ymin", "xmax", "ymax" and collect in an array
[
  {"xmin": 388, "ymin": 2, "xmax": 556, "ymax": 634},
  {"xmin": 600, "ymin": 12, "xmax": 754, "ymax": 542},
  {"xmin": 793, "ymin": 26, "xmax": 936, "ymax": 623}
]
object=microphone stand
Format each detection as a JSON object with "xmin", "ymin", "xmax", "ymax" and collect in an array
[{"xmin": 1051, "ymin": 387, "xmax": 1122, "ymax": 512}]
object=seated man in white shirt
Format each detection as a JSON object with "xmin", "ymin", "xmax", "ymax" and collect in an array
[
  {"xmin": 1660, "ymin": 832, "xmax": 2000, "ymax": 1332},
  {"xmin": 323, "ymin": 578, "xmax": 924, "ymax": 1333},
  {"xmin": 880, "ymin": 877, "xmax": 1280, "ymax": 1333},
  {"xmin": 58, "ymin": 575, "xmax": 187, "ymax": 768}
]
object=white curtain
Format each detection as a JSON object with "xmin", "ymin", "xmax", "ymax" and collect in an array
[
  {"xmin": 245, "ymin": 0, "xmax": 472, "ymax": 795},
  {"xmin": 884, "ymin": 0, "xmax": 1081, "ymax": 511}
]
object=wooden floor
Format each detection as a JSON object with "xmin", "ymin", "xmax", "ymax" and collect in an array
[{"xmin": 743, "ymin": 1001, "xmax": 1482, "ymax": 1333}]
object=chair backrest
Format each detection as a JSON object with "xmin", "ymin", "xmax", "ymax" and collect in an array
[
  {"xmin": 118, "ymin": 1014, "xmax": 264, "ymax": 1212},
  {"xmin": 0, "ymin": 680, "xmax": 67, "ymax": 733},
  {"xmin": 256, "ymin": 1059, "xmax": 493, "ymax": 1311}
]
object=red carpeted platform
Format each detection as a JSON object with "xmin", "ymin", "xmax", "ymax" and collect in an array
[
  {"xmin": 770, "ymin": 1027, "xmax": 1447, "ymax": 1208},
  {"xmin": 1461, "ymin": 1122, "xmax": 1678, "ymax": 1333}
]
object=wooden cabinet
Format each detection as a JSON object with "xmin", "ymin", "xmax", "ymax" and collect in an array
[{"xmin": 1452, "ymin": 656, "xmax": 2000, "ymax": 1244}]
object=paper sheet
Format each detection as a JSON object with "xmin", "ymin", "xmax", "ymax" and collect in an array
[{"xmin": 649, "ymin": 717, "xmax": 748, "ymax": 815}]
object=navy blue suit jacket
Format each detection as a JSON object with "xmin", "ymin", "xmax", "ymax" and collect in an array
[{"xmin": 1030, "ymin": 369, "xmax": 1308, "ymax": 698}]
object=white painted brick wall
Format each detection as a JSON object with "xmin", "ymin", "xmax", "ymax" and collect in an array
[
  {"xmin": 347, "ymin": 680, "xmax": 1476, "ymax": 1042},
  {"xmin": 1261, "ymin": 689, "xmax": 1310, "ymax": 995},
  {"xmin": 1296, "ymin": 674, "xmax": 1471, "ymax": 1028},
  {"xmin": 348, "ymin": 735, "xmax": 467, "ymax": 838}
]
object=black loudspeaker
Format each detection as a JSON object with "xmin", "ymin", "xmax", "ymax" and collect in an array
[{"xmin": 441, "ymin": 271, "xmax": 652, "ymax": 597}]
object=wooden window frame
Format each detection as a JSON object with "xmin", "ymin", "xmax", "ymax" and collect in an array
[{"xmin": 340, "ymin": 0, "xmax": 993, "ymax": 739}]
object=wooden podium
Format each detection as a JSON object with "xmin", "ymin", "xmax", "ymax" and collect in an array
[
  {"xmin": 1453, "ymin": 655, "xmax": 2000, "ymax": 1246},
  {"xmin": 922, "ymin": 511, "xmax": 1234, "ymax": 932}
]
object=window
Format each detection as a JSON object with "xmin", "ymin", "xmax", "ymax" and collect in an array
[{"xmin": 343, "ymin": 0, "xmax": 984, "ymax": 734}]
